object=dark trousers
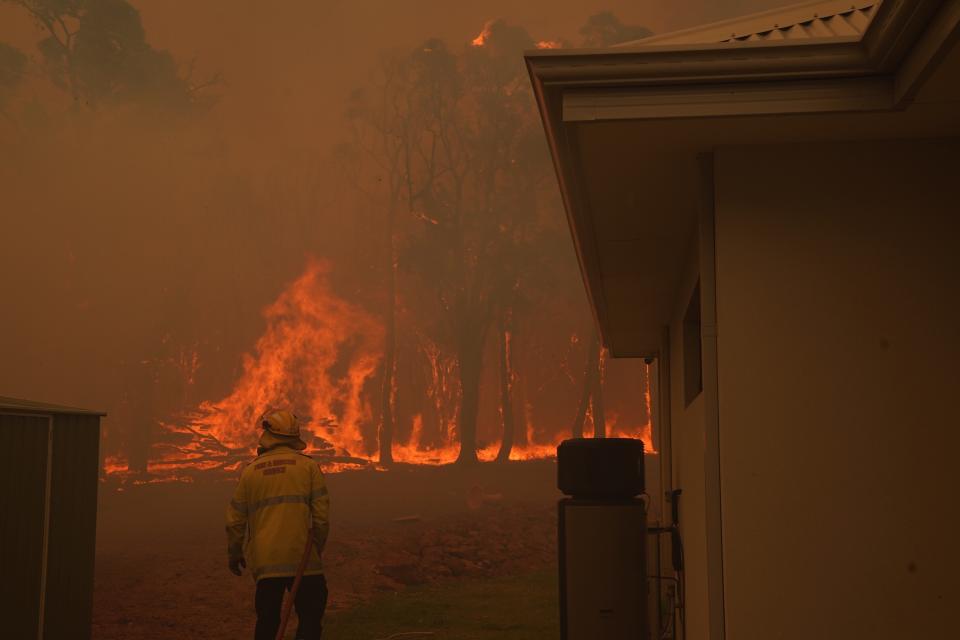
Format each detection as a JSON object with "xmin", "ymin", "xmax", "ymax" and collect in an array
[{"xmin": 254, "ymin": 573, "xmax": 328, "ymax": 640}]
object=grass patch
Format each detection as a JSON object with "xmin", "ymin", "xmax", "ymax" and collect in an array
[{"xmin": 323, "ymin": 569, "xmax": 559, "ymax": 640}]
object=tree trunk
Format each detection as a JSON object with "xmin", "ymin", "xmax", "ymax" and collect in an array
[
  {"xmin": 495, "ymin": 312, "xmax": 515, "ymax": 463},
  {"xmin": 591, "ymin": 345, "xmax": 606, "ymax": 438},
  {"xmin": 378, "ymin": 206, "xmax": 398, "ymax": 465},
  {"xmin": 378, "ymin": 311, "xmax": 396, "ymax": 464},
  {"xmin": 455, "ymin": 329, "xmax": 485, "ymax": 465},
  {"xmin": 126, "ymin": 359, "xmax": 158, "ymax": 475},
  {"xmin": 572, "ymin": 332, "xmax": 600, "ymax": 438},
  {"xmin": 514, "ymin": 374, "xmax": 529, "ymax": 446}
]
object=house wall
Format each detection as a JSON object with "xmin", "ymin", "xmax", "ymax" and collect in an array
[
  {"xmin": 713, "ymin": 138, "xmax": 960, "ymax": 639},
  {"xmin": 668, "ymin": 241, "xmax": 711, "ymax": 640}
]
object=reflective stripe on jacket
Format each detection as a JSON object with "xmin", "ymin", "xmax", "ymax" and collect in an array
[{"xmin": 225, "ymin": 445, "xmax": 330, "ymax": 581}]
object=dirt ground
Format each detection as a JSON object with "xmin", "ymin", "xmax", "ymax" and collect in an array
[{"xmin": 92, "ymin": 460, "xmax": 561, "ymax": 639}]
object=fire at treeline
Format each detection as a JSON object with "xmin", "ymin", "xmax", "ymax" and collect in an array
[
  {"xmin": 0, "ymin": 4, "xmax": 656, "ymax": 483},
  {"xmin": 104, "ymin": 260, "xmax": 653, "ymax": 482}
]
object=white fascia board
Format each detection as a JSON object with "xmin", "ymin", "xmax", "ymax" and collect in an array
[
  {"xmin": 527, "ymin": 37, "xmax": 871, "ymax": 88},
  {"xmin": 562, "ymin": 76, "xmax": 894, "ymax": 122}
]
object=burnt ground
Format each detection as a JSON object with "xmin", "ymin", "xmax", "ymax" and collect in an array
[{"xmin": 92, "ymin": 460, "xmax": 561, "ymax": 639}]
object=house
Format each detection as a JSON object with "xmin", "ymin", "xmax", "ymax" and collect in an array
[
  {"xmin": 526, "ymin": 1, "xmax": 960, "ymax": 638},
  {"xmin": 1, "ymin": 396, "xmax": 104, "ymax": 640}
]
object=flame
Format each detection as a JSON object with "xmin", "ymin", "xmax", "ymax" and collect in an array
[
  {"xmin": 178, "ymin": 347, "xmax": 201, "ymax": 386},
  {"xmin": 472, "ymin": 20, "xmax": 494, "ymax": 47},
  {"xmin": 606, "ymin": 411, "xmax": 656, "ymax": 454},
  {"xmin": 191, "ymin": 259, "xmax": 382, "ymax": 453},
  {"xmin": 535, "ymin": 40, "xmax": 562, "ymax": 49},
  {"xmin": 644, "ymin": 361, "xmax": 654, "ymax": 450},
  {"xmin": 391, "ymin": 412, "xmax": 454, "ymax": 465},
  {"xmin": 102, "ymin": 454, "xmax": 129, "ymax": 476},
  {"xmin": 125, "ymin": 259, "xmax": 384, "ymax": 479}
]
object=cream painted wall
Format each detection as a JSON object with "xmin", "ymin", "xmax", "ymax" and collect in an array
[
  {"xmin": 713, "ymin": 139, "xmax": 960, "ymax": 639},
  {"xmin": 670, "ymin": 241, "xmax": 711, "ymax": 640}
]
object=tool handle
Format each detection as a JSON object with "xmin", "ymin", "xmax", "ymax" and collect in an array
[{"xmin": 275, "ymin": 529, "xmax": 314, "ymax": 640}]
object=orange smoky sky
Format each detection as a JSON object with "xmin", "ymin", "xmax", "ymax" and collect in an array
[
  {"xmin": 0, "ymin": 0, "xmax": 796, "ymax": 163},
  {"xmin": 132, "ymin": 0, "xmax": 795, "ymax": 161},
  {"xmin": 0, "ymin": 0, "xmax": 794, "ymax": 452}
]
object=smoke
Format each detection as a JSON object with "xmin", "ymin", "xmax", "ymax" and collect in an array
[{"xmin": 0, "ymin": 0, "xmax": 787, "ymax": 465}]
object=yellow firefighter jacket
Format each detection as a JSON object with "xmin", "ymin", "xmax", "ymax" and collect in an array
[{"xmin": 225, "ymin": 445, "xmax": 330, "ymax": 581}]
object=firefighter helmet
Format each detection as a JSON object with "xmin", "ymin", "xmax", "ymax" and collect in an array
[{"xmin": 261, "ymin": 409, "xmax": 300, "ymax": 437}]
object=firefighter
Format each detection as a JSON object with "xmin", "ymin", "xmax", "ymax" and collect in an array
[{"xmin": 226, "ymin": 409, "xmax": 330, "ymax": 640}]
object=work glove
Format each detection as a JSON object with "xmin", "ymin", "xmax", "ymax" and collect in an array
[{"xmin": 229, "ymin": 556, "xmax": 246, "ymax": 576}]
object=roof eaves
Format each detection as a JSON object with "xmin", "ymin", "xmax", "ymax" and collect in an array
[
  {"xmin": 523, "ymin": 0, "xmax": 957, "ymax": 352},
  {"xmin": 526, "ymin": 36, "xmax": 872, "ymax": 89},
  {"xmin": 616, "ymin": 0, "xmax": 881, "ymax": 47},
  {"xmin": 0, "ymin": 396, "xmax": 107, "ymax": 417},
  {"xmin": 525, "ymin": 0, "xmax": 952, "ymax": 100}
]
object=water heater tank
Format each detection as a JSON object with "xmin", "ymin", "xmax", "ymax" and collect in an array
[
  {"xmin": 559, "ymin": 498, "xmax": 649, "ymax": 640},
  {"xmin": 557, "ymin": 437, "xmax": 650, "ymax": 640}
]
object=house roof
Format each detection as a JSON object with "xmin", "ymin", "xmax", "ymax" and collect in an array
[
  {"xmin": 0, "ymin": 396, "xmax": 106, "ymax": 417},
  {"xmin": 525, "ymin": 0, "xmax": 960, "ymax": 357},
  {"xmin": 618, "ymin": 1, "xmax": 881, "ymax": 47}
]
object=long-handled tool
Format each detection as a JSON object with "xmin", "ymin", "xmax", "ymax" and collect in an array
[{"xmin": 275, "ymin": 529, "xmax": 314, "ymax": 640}]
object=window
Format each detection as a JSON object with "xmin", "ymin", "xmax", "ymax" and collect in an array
[{"xmin": 683, "ymin": 281, "xmax": 703, "ymax": 406}]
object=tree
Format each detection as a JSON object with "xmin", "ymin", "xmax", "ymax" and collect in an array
[
  {"xmin": 389, "ymin": 38, "xmax": 482, "ymax": 464},
  {"xmin": 401, "ymin": 25, "xmax": 555, "ymax": 464},
  {"xmin": 579, "ymin": 11, "xmax": 652, "ymax": 47},
  {"xmin": 494, "ymin": 308, "xmax": 516, "ymax": 461},
  {"xmin": 348, "ymin": 20, "xmax": 597, "ymax": 464},
  {"xmin": 468, "ymin": 23, "xmax": 559, "ymax": 463},
  {"xmin": 569, "ymin": 330, "xmax": 609, "ymax": 438},
  {"xmin": 2, "ymin": 0, "xmax": 220, "ymax": 475},
  {"xmin": 342, "ymin": 52, "xmax": 425, "ymax": 465},
  {"xmin": 4, "ymin": 0, "xmax": 218, "ymax": 110},
  {"xmin": 0, "ymin": 42, "xmax": 26, "ymax": 123}
]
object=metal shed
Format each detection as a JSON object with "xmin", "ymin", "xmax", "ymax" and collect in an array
[{"xmin": 0, "ymin": 396, "xmax": 104, "ymax": 640}]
